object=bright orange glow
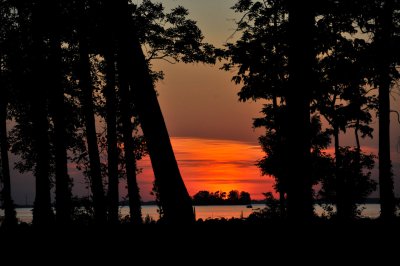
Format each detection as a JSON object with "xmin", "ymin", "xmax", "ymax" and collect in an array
[{"xmin": 136, "ymin": 137, "xmax": 274, "ymax": 201}]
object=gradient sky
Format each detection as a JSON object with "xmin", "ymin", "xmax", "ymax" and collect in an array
[
  {"xmin": 9, "ymin": 0, "xmax": 400, "ymax": 204},
  {"xmin": 136, "ymin": 0, "xmax": 271, "ymax": 201}
]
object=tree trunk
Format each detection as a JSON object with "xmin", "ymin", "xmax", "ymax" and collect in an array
[
  {"xmin": 104, "ymin": 52, "xmax": 120, "ymax": 224},
  {"xmin": 286, "ymin": 0, "xmax": 314, "ymax": 222},
  {"xmin": 117, "ymin": 43, "xmax": 143, "ymax": 223},
  {"xmin": 31, "ymin": 103, "xmax": 54, "ymax": 226},
  {"xmin": 31, "ymin": 1, "xmax": 54, "ymax": 226},
  {"xmin": 334, "ymin": 126, "xmax": 346, "ymax": 220},
  {"xmin": 376, "ymin": 0, "xmax": 396, "ymax": 220},
  {"xmin": 0, "ymin": 83, "xmax": 17, "ymax": 228},
  {"xmin": 103, "ymin": 0, "xmax": 120, "ymax": 224},
  {"xmin": 115, "ymin": 0, "xmax": 194, "ymax": 223},
  {"xmin": 48, "ymin": 0, "xmax": 72, "ymax": 225},
  {"xmin": 78, "ymin": 6, "xmax": 106, "ymax": 224},
  {"xmin": 118, "ymin": 69, "xmax": 142, "ymax": 224},
  {"xmin": 352, "ymin": 120, "xmax": 362, "ymax": 217}
]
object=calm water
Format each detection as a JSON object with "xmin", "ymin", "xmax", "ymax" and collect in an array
[{"xmin": 1, "ymin": 204, "xmax": 381, "ymax": 224}]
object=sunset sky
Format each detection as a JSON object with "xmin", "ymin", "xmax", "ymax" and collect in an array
[
  {"xmin": 138, "ymin": 0, "xmax": 400, "ymax": 201},
  {"xmin": 137, "ymin": 0, "xmax": 273, "ymax": 201},
  {"xmin": 9, "ymin": 0, "xmax": 400, "ymax": 204}
]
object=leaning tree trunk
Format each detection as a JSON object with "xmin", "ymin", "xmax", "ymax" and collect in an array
[
  {"xmin": 48, "ymin": 0, "xmax": 72, "ymax": 225},
  {"xmin": 376, "ymin": 0, "xmax": 396, "ymax": 221},
  {"xmin": 0, "ymin": 80, "xmax": 17, "ymax": 228},
  {"xmin": 78, "ymin": 5, "xmax": 106, "ymax": 224},
  {"xmin": 286, "ymin": 0, "xmax": 314, "ymax": 222},
  {"xmin": 115, "ymin": 0, "xmax": 194, "ymax": 223},
  {"xmin": 31, "ymin": 1, "xmax": 54, "ymax": 226}
]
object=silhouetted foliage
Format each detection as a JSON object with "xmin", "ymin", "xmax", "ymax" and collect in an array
[
  {"xmin": 223, "ymin": 0, "xmax": 321, "ymax": 220},
  {"xmin": 0, "ymin": 0, "xmax": 214, "ymax": 226},
  {"xmin": 223, "ymin": 0, "xmax": 398, "ymax": 221},
  {"xmin": 319, "ymin": 147, "xmax": 377, "ymax": 218},
  {"xmin": 248, "ymin": 192, "xmax": 282, "ymax": 222},
  {"xmin": 71, "ymin": 196, "xmax": 95, "ymax": 226},
  {"xmin": 256, "ymin": 111, "xmax": 333, "ymax": 218}
]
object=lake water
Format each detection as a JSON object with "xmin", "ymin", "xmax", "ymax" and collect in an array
[{"xmin": 1, "ymin": 204, "xmax": 381, "ymax": 224}]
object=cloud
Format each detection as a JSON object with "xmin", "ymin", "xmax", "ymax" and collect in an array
[{"xmin": 136, "ymin": 137, "xmax": 272, "ymax": 200}]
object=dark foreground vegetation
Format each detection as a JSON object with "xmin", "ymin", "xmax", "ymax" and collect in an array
[{"xmin": 1, "ymin": 216, "xmax": 399, "ymax": 261}]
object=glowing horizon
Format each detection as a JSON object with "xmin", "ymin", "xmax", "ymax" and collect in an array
[{"xmin": 135, "ymin": 137, "xmax": 275, "ymax": 201}]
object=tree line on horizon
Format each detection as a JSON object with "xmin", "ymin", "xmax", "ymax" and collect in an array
[
  {"xmin": 0, "ymin": 0, "xmax": 399, "ymax": 227},
  {"xmin": 192, "ymin": 190, "xmax": 252, "ymax": 206}
]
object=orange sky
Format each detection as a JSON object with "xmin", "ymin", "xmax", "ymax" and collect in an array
[{"xmin": 135, "ymin": 137, "xmax": 274, "ymax": 201}]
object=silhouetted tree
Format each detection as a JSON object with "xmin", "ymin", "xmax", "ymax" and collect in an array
[
  {"xmin": 193, "ymin": 190, "xmax": 212, "ymax": 206},
  {"xmin": 315, "ymin": 62, "xmax": 375, "ymax": 220},
  {"xmin": 77, "ymin": 0, "xmax": 106, "ymax": 224},
  {"xmin": 0, "ymin": 0, "xmax": 18, "ymax": 228},
  {"xmin": 255, "ymin": 104, "xmax": 288, "ymax": 216},
  {"xmin": 239, "ymin": 191, "xmax": 251, "ymax": 205},
  {"xmin": 113, "ymin": 0, "xmax": 216, "ymax": 223},
  {"xmin": 256, "ymin": 113, "xmax": 333, "ymax": 218},
  {"xmin": 374, "ymin": 0, "xmax": 398, "ymax": 220},
  {"xmin": 224, "ymin": 0, "xmax": 315, "ymax": 221},
  {"xmin": 0, "ymin": 79, "xmax": 17, "ymax": 228},
  {"xmin": 30, "ymin": 0, "xmax": 55, "ymax": 226},
  {"xmin": 285, "ymin": 0, "xmax": 315, "ymax": 222},
  {"xmin": 317, "ymin": 0, "xmax": 400, "ymax": 220},
  {"xmin": 319, "ymin": 147, "xmax": 377, "ymax": 217},
  {"xmin": 47, "ymin": 0, "xmax": 73, "ymax": 225},
  {"xmin": 102, "ymin": 0, "xmax": 120, "ymax": 225},
  {"xmin": 0, "ymin": 99, "xmax": 17, "ymax": 228},
  {"xmin": 104, "ymin": 68, "xmax": 120, "ymax": 225},
  {"xmin": 223, "ymin": 0, "xmax": 290, "ymax": 217},
  {"xmin": 227, "ymin": 190, "xmax": 239, "ymax": 204},
  {"xmin": 117, "ymin": 27, "xmax": 143, "ymax": 224},
  {"xmin": 312, "ymin": 0, "xmax": 380, "ymax": 220}
]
